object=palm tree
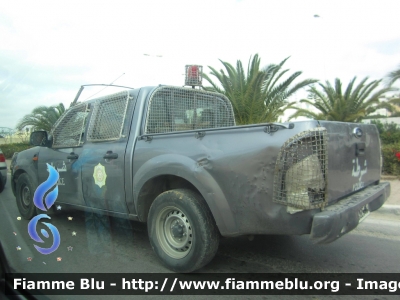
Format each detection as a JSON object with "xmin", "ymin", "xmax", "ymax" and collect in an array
[
  {"xmin": 16, "ymin": 103, "xmax": 66, "ymax": 132},
  {"xmin": 385, "ymin": 66, "xmax": 400, "ymax": 112},
  {"xmin": 386, "ymin": 65, "xmax": 400, "ymax": 86},
  {"xmin": 289, "ymin": 77, "xmax": 395, "ymax": 122},
  {"xmin": 387, "ymin": 97, "xmax": 400, "ymax": 117},
  {"xmin": 202, "ymin": 54, "xmax": 317, "ymax": 125}
]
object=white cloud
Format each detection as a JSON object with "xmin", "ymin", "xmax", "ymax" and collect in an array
[{"xmin": 1, "ymin": 0, "xmax": 400, "ymax": 128}]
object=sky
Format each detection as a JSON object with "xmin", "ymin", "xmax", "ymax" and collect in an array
[{"xmin": 1, "ymin": 0, "xmax": 400, "ymax": 129}]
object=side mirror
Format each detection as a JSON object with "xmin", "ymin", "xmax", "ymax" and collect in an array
[{"xmin": 30, "ymin": 131, "xmax": 50, "ymax": 147}]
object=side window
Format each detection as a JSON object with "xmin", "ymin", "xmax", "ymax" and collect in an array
[
  {"xmin": 87, "ymin": 91, "xmax": 131, "ymax": 142},
  {"xmin": 52, "ymin": 103, "xmax": 89, "ymax": 148},
  {"xmin": 190, "ymin": 98, "xmax": 227, "ymax": 130},
  {"xmin": 145, "ymin": 87, "xmax": 234, "ymax": 134}
]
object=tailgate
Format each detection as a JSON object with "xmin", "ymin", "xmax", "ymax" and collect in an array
[{"xmin": 318, "ymin": 121, "xmax": 381, "ymax": 203}]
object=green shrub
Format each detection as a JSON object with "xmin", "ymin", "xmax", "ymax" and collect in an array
[
  {"xmin": 370, "ymin": 120, "xmax": 400, "ymax": 145},
  {"xmin": 0, "ymin": 143, "xmax": 33, "ymax": 159},
  {"xmin": 380, "ymin": 131, "xmax": 400, "ymax": 145},
  {"xmin": 381, "ymin": 142, "xmax": 400, "ymax": 176}
]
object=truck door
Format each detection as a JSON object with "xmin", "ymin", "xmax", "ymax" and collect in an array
[
  {"xmin": 37, "ymin": 103, "xmax": 90, "ymax": 206},
  {"xmin": 79, "ymin": 91, "xmax": 135, "ymax": 213}
]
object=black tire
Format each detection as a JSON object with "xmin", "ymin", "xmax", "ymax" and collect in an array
[
  {"xmin": 0, "ymin": 177, "xmax": 4, "ymax": 193},
  {"xmin": 15, "ymin": 173, "xmax": 37, "ymax": 220},
  {"xmin": 148, "ymin": 189, "xmax": 220, "ymax": 273}
]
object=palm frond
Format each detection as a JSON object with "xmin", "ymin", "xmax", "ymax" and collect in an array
[
  {"xmin": 202, "ymin": 55, "xmax": 315, "ymax": 124},
  {"xmin": 291, "ymin": 77, "xmax": 392, "ymax": 122},
  {"xmin": 386, "ymin": 65, "xmax": 400, "ymax": 86},
  {"xmin": 16, "ymin": 103, "xmax": 66, "ymax": 132}
]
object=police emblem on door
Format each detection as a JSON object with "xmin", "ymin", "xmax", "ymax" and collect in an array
[{"xmin": 93, "ymin": 163, "xmax": 107, "ymax": 188}]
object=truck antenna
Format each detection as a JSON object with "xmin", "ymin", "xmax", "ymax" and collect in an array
[
  {"xmin": 70, "ymin": 73, "xmax": 126, "ymax": 106},
  {"xmin": 84, "ymin": 73, "xmax": 126, "ymax": 100}
]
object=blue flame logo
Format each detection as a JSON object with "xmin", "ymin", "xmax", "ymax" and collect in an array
[
  {"xmin": 28, "ymin": 163, "xmax": 61, "ymax": 254},
  {"xmin": 34, "ymin": 164, "xmax": 59, "ymax": 211}
]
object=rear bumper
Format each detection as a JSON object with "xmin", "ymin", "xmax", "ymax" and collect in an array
[{"xmin": 310, "ymin": 182, "xmax": 391, "ymax": 244}]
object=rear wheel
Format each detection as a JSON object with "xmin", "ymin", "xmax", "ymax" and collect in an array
[
  {"xmin": 15, "ymin": 173, "xmax": 37, "ymax": 219},
  {"xmin": 148, "ymin": 189, "xmax": 220, "ymax": 273}
]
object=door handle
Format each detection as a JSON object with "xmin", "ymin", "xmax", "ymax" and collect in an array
[
  {"xmin": 67, "ymin": 152, "xmax": 79, "ymax": 159},
  {"xmin": 103, "ymin": 151, "xmax": 118, "ymax": 159},
  {"xmin": 355, "ymin": 142, "xmax": 365, "ymax": 156}
]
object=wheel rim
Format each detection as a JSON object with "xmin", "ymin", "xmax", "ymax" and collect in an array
[
  {"xmin": 21, "ymin": 184, "xmax": 31, "ymax": 208},
  {"xmin": 155, "ymin": 206, "xmax": 193, "ymax": 259}
]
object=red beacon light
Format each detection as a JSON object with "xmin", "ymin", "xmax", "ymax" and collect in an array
[{"xmin": 185, "ymin": 65, "xmax": 203, "ymax": 88}]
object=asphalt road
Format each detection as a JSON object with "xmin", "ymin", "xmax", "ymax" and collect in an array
[{"xmin": 1, "ymin": 173, "xmax": 399, "ymax": 300}]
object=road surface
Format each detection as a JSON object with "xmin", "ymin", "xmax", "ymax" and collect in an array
[{"xmin": 1, "ymin": 173, "xmax": 399, "ymax": 299}]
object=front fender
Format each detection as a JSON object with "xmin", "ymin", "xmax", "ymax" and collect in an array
[
  {"xmin": 12, "ymin": 148, "xmax": 40, "ymax": 194},
  {"xmin": 133, "ymin": 153, "xmax": 236, "ymax": 235}
]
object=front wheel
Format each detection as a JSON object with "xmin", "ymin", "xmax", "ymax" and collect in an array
[
  {"xmin": 148, "ymin": 189, "xmax": 220, "ymax": 273},
  {"xmin": 0, "ymin": 176, "xmax": 5, "ymax": 193},
  {"xmin": 15, "ymin": 173, "xmax": 37, "ymax": 219}
]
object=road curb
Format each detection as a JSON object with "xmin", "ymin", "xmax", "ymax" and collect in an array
[{"xmin": 381, "ymin": 175, "xmax": 399, "ymax": 180}]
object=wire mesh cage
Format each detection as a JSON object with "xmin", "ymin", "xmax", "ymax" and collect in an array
[
  {"xmin": 87, "ymin": 91, "xmax": 131, "ymax": 142},
  {"xmin": 145, "ymin": 86, "xmax": 235, "ymax": 134},
  {"xmin": 273, "ymin": 127, "xmax": 328, "ymax": 209},
  {"xmin": 52, "ymin": 103, "xmax": 89, "ymax": 148}
]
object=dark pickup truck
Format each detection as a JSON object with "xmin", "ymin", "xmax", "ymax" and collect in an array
[{"xmin": 11, "ymin": 83, "xmax": 390, "ymax": 272}]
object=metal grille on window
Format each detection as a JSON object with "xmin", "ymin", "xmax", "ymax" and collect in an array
[
  {"xmin": 52, "ymin": 103, "xmax": 89, "ymax": 148},
  {"xmin": 145, "ymin": 86, "xmax": 235, "ymax": 134},
  {"xmin": 273, "ymin": 128, "xmax": 328, "ymax": 209},
  {"xmin": 87, "ymin": 91, "xmax": 130, "ymax": 142}
]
